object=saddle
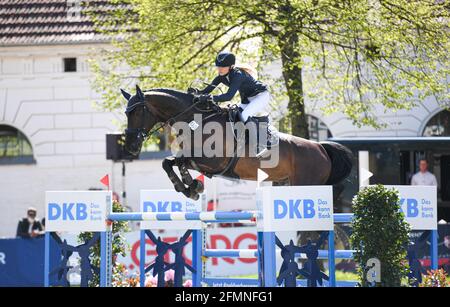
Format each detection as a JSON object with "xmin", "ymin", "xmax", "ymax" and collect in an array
[
  {"xmin": 228, "ymin": 105, "xmax": 279, "ymax": 149},
  {"xmin": 191, "ymin": 102, "xmax": 279, "ymax": 180}
]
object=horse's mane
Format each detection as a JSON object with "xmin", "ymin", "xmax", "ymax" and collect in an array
[
  {"xmin": 144, "ymin": 88, "xmax": 194, "ymax": 104},
  {"xmin": 143, "ymin": 87, "xmax": 230, "ymax": 117}
]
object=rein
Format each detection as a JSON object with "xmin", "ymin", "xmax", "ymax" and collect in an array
[{"xmin": 127, "ymin": 94, "xmax": 222, "ymax": 141}]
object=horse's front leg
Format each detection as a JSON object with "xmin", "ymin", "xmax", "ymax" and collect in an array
[
  {"xmin": 162, "ymin": 156, "xmax": 201, "ymax": 200},
  {"xmin": 162, "ymin": 156, "xmax": 189, "ymax": 194},
  {"xmin": 176, "ymin": 158, "xmax": 205, "ymax": 195},
  {"xmin": 176, "ymin": 158, "xmax": 193, "ymax": 186}
]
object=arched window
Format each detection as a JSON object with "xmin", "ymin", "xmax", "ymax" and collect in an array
[
  {"xmin": 423, "ymin": 110, "xmax": 450, "ymax": 136},
  {"xmin": 0, "ymin": 125, "xmax": 35, "ymax": 164},
  {"xmin": 307, "ymin": 115, "xmax": 333, "ymax": 141}
]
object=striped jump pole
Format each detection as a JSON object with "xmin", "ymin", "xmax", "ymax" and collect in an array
[
  {"xmin": 108, "ymin": 211, "xmax": 257, "ymax": 223},
  {"xmin": 203, "ymin": 248, "xmax": 355, "ymax": 259}
]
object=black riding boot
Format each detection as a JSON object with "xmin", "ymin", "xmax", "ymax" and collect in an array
[{"xmin": 245, "ymin": 116, "xmax": 269, "ymax": 159}]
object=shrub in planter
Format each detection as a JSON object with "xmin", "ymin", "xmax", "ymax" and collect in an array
[{"xmin": 351, "ymin": 184, "xmax": 410, "ymax": 287}]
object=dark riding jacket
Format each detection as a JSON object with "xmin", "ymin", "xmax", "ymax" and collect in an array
[
  {"xmin": 200, "ymin": 67, "xmax": 268, "ymax": 104},
  {"xmin": 16, "ymin": 218, "xmax": 44, "ymax": 238}
]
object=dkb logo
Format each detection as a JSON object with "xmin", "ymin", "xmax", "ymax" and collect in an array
[
  {"xmin": 399, "ymin": 198, "xmax": 419, "ymax": 217},
  {"xmin": 143, "ymin": 201, "xmax": 183, "ymax": 212},
  {"xmin": 48, "ymin": 203, "xmax": 88, "ymax": 220},
  {"xmin": 273, "ymin": 199, "xmax": 315, "ymax": 219}
]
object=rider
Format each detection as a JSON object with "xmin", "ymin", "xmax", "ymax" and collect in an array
[{"xmin": 189, "ymin": 51, "xmax": 271, "ymax": 158}]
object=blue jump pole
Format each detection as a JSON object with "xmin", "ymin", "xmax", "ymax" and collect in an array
[
  {"xmin": 191, "ymin": 229, "xmax": 202, "ymax": 287},
  {"xmin": 44, "ymin": 232, "xmax": 50, "ymax": 287},
  {"xmin": 333, "ymin": 213, "xmax": 354, "ymax": 223},
  {"xmin": 431, "ymin": 229, "xmax": 438, "ymax": 270},
  {"xmin": 259, "ymin": 231, "xmax": 276, "ymax": 287},
  {"xmin": 203, "ymin": 249, "xmax": 354, "ymax": 259},
  {"xmin": 107, "ymin": 211, "xmax": 256, "ymax": 222},
  {"xmin": 140, "ymin": 230, "xmax": 146, "ymax": 287},
  {"xmin": 257, "ymin": 232, "xmax": 263, "ymax": 287},
  {"xmin": 328, "ymin": 230, "xmax": 336, "ymax": 287},
  {"xmin": 100, "ymin": 231, "xmax": 108, "ymax": 287},
  {"xmin": 204, "ymin": 249, "xmax": 258, "ymax": 258}
]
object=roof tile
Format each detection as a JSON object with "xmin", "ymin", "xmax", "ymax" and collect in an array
[{"xmin": 0, "ymin": 0, "xmax": 126, "ymax": 46}]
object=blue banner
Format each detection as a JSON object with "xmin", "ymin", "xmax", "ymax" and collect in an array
[{"xmin": 0, "ymin": 237, "xmax": 59, "ymax": 287}]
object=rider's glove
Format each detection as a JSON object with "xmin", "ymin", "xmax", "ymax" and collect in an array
[
  {"xmin": 187, "ymin": 87, "xmax": 200, "ymax": 95},
  {"xmin": 195, "ymin": 94, "xmax": 213, "ymax": 104}
]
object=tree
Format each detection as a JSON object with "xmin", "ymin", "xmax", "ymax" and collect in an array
[{"xmin": 89, "ymin": 0, "xmax": 449, "ymax": 138}]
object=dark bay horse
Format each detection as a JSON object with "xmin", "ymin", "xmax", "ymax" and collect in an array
[{"xmin": 122, "ymin": 85, "xmax": 353, "ymax": 200}]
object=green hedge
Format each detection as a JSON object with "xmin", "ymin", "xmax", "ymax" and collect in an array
[{"xmin": 351, "ymin": 184, "xmax": 410, "ymax": 287}]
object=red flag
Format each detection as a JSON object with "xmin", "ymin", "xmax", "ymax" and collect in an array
[
  {"xmin": 100, "ymin": 174, "xmax": 110, "ymax": 190},
  {"xmin": 196, "ymin": 174, "xmax": 204, "ymax": 185}
]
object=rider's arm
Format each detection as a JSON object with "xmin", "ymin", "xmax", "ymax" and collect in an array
[
  {"xmin": 212, "ymin": 74, "xmax": 243, "ymax": 103},
  {"xmin": 199, "ymin": 76, "xmax": 221, "ymax": 94}
]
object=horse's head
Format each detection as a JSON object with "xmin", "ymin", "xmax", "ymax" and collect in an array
[{"xmin": 122, "ymin": 85, "xmax": 157, "ymax": 156}]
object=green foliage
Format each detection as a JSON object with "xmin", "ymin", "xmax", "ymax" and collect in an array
[
  {"xmin": 77, "ymin": 200, "xmax": 130, "ymax": 287},
  {"xmin": 334, "ymin": 270, "xmax": 359, "ymax": 283},
  {"xmin": 350, "ymin": 184, "xmax": 410, "ymax": 287},
  {"xmin": 89, "ymin": 0, "xmax": 449, "ymax": 137},
  {"xmin": 419, "ymin": 269, "xmax": 450, "ymax": 287}
]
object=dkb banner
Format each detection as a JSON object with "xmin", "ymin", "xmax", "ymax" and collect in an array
[
  {"xmin": 45, "ymin": 191, "xmax": 111, "ymax": 232},
  {"xmin": 256, "ymin": 186, "xmax": 334, "ymax": 232},
  {"xmin": 380, "ymin": 185, "xmax": 437, "ymax": 230}
]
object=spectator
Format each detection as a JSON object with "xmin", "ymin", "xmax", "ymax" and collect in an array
[
  {"xmin": 16, "ymin": 207, "xmax": 44, "ymax": 239},
  {"xmin": 411, "ymin": 159, "xmax": 438, "ymax": 186}
]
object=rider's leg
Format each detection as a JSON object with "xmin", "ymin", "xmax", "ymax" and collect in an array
[
  {"xmin": 241, "ymin": 91, "xmax": 271, "ymax": 121},
  {"xmin": 241, "ymin": 91, "xmax": 271, "ymax": 158},
  {"xmin": 237, "ymin": 103, "xmax": 248, "ymax": 122}
]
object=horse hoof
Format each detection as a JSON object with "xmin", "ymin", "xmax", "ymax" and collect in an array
[
  {"xmin": 190, "ymin": 192, "xmax": 199, "ymax": 200},
  {"xmin": 181, "ymin": 188, "xmax": 191, "ymax": 198},
  {"xmin": 192, "ymin": 179, "xmax": 204, "ymax": 193}
]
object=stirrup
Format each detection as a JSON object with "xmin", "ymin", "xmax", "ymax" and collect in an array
[{"xmin": 256, "ymin": 147, "xmax": 270, "ymax": 160}]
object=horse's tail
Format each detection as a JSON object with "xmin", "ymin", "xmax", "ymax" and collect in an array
[{"xmin": 320, "ymin": 141, "xmax": 354, "ymax": 185}]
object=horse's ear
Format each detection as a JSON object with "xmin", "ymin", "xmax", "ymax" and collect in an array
[
  {"xmin": 120, "ymin": 88, "xmax": 131, "ymax": 101},
  {"xmin": 136, "ymin": 85, "xmax": 145, "ymax": 100}
]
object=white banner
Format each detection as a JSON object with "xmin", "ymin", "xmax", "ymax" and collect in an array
[
  {"xmin": 215, "ymin": 178, "xmax": 257, "ymax": 211},
  {"xmin": 256, "ymin": 186, "xmax": 334, "ymax": 232},
  {"xmin": 45, "ymin": 191, "xmax": 111, "ymax": 232},
  {"xmin": 383, "ymin": 185, "xmax": 437, "ymax": 230},
  {"xmin": 140, "ymin": 190, "xmax": 205, "ymax": 230}
]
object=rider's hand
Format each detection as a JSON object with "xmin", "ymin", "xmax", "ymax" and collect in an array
[
  {"xmin": 187, "ymin": 87, "xmax": 200, "ymax": 94},
  {"xmin": 195, "ymin": 94, "xmax": 213, "ymax": 104},
  {"xmin": 201, "ymin": 94, "xmax": 213, "ymax": 103}
]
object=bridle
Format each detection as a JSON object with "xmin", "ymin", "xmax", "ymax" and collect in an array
[
  {"xmin": 124, "ymin": 101, "xmax": 154, "ymax": 145},
  {"xmin": 124, "ymin": 95, "xmax": 221, "ymax": 142}
]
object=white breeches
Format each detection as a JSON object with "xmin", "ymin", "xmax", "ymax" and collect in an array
[{"xmin": 239, "ymin": 91, "xmax": 271, "ymax": 122}]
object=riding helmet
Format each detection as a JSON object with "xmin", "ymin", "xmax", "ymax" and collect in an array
[{"xmin": 215, "ymin": 51, "xmax": 236, "ymax": 67}]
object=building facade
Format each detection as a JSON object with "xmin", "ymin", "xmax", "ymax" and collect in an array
[{"xmin": 0, "ymin": 1, "xmax": 448, "ymax": 237}]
